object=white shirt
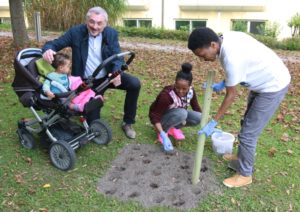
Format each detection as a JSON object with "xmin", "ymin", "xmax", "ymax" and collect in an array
[
  {"xmin": 219, "ymin": 31, "xmax": 290, "ymax": 93},
  {"xmin": 84, "ymin": 33, "xmax": 107, "ymax": 79}
]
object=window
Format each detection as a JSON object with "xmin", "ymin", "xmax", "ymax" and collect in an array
[
  {"xmin": 175, "ymin": 20, "xmax": 206, "ymax": 31},
  {"xmin": 192, "ymin": 21, "xmax": 206, "ymax": 29},
  {"xmin": 124, "ymin": 20, "xmax": 137, "ymax": 28},
  {"xmin": 0, "ymin": 17, "xmax": 11, "ymax": 24},
  {"xmin": 176, "ymin": 21, "xmax": 189, "ymax": 31},
  {"xmin": 250, "ymin": 21, "xmax": 265, "ymax": 34},
  {"xmin": 123, "ymin": 19, "xmax": 152, "ymax": 28},
  {"xmin": 232, "ymin": 20, "xmax": 247, "ymax": 32},
  {"xmin": 232, "ymin": 19, "xmax": 265, "ymax": 35},
  {"xmin": 139, "ymin": 20, "xmax": 152, "ymax": 28}
]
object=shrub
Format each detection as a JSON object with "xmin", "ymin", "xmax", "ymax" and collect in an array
[
  {"xmin": 281, "ymin": 37, "xmax": 300, "ymax": 50},
  {"xmin": 250, "ymin": 34, "xmax": 281, "ymax": 49},
  {"xmin": 116, "ymin": 26, "xmax": 189, "ymax": 41}
]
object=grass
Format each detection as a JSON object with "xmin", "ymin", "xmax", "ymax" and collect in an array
[
  {"xmin": 0, "ymin": 40, "xmax": 299, "ymax": 211},
  {"xmin": 0, "ymin": 23, "xmax": 11, "ymax": 31}
]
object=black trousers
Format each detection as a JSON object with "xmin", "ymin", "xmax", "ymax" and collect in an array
[{"xmin": 86, "ymin": 72, "xmax": 141, "ymax": 124}]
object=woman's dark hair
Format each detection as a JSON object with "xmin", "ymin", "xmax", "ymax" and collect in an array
[
  {"xmin": 188, "ymin": 27, "xmax": 219, "ymax": 51},
  {"xmin": 52, "ymin": 52, "xmax": 70, "ymax": 69},
  {"xmin": 176, "ymin": 63, "xmax": 193, "ymax": 85}
]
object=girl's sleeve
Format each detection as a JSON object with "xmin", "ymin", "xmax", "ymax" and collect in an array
[{"xmin": 149, "ymin": 91, "xmax": 173, "ymax": 125}]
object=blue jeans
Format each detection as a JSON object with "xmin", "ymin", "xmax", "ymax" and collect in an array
[
  {"xmin": 161, "ymin": 108, "xmax": 201, "ymax": 131},
  {"xmin": 238, "ymin": 85, "xmax": 289, "ymax": 176},
  {"xmin": 86, "ymin": 72, "xmax": 141, "ymax": 124}
]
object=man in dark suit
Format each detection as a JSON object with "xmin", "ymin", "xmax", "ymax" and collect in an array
[{"xmin": 42, "ymin": 6, "xmax": 140, "ymax": 139}]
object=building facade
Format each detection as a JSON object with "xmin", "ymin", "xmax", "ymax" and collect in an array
[
  {"xmin": 0, "ymin": 0, "xmax": 9, "ymax": 24},
  {"xmin": 122, "ymin": 0, "xmax": 300, "ymax": 39}
]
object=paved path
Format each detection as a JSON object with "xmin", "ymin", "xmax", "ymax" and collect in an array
[{"xmin": 1, "ymin": 31, "xmax": 299, "ymax": 63}]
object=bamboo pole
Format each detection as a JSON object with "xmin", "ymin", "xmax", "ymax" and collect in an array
[{"xmin": 192, "ymin": 70, "xmax": 215, "ymax": 185}]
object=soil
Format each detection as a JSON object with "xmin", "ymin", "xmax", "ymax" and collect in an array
[{"xmin": 97, "ymin": 143, "xmax": 222, "ymax": 210}]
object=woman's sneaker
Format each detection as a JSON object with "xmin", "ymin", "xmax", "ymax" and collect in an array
[{"xmin": 168, "ymin": 128, "xmax": 185, "ymax": 140}]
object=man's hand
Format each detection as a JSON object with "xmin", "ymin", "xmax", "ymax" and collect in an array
[
  {"xmin": 198, "ymin": 119, "xmax": 221, "ymax": 137},
  {"xmin": 45, "ymin": 91, "xmax": 55, "ymax": 99},
  {"xmin": 110, "ymin": 74, "xmax": 121, "ymax": 87},
  {"xmin": 212, "ymin": 80, "xmax": 225, "ymax": 92},
  {"xmin": 160, "ymin": 131, "xmax": 174, "ymax": 152},
  {"xmin": 43, "ymin": 49, "xmax": 56, "ymax": 64},
  {"xmin": 203, "ymin": 80, "xmax": 226, "ymax": 92}
]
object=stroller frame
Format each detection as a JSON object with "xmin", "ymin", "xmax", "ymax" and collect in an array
[{"xmin": 12, "ymin": 48, "xmax": 135, "ymax": 171}]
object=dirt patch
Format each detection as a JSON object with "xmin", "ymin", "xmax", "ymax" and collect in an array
[{"xmin": 97, "ymin": 144, "xmax": 222, "ymax": 210}]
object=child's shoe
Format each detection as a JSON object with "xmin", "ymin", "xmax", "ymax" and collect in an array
[{"xmin": 168, "ymin": 127, "xmax": 185, "ymax": 140}]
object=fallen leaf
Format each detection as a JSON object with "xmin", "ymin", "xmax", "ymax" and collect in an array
[
  {"xmin": 268, "ymin": 147, "xmax": 277, "ymax": 157},
  {"xmin": 276, "ymin": 113, "xmax": 284, "ymax": 122},
  {"xmin": 281, "ymin": 133, "xmax": 289, "ymax": 142},
  {"xmin": 288, "ymin": 203, "xmax": 293, "ymax": 211},
  {"xmin": 15, "ymin": 174, "xmax": 24, "ymax": 184},
  {"xmin": 287, "ymin": 149, "xmax": 294, "ymax": 155},
  {"xmin": 43, "ymin": 184, "xmax": 51, "ymax": 188},
  {"xmin": 25, "ymin": 157, "xmax": 32, "ymax": 165},
  {"xmin": 231, "ymin": 197, "xmax": 236, "ymax": 205}
]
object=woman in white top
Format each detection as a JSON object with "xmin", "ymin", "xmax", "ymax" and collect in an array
[{"xmin": 188, "ymin": 27, "xmax": 290, "ymax": 188}]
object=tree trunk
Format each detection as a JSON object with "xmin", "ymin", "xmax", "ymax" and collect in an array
[{"xmin": 9, "ymin": 0, "xmax": 29, "ymax": 47}]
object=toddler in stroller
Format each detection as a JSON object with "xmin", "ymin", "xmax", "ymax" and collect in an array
[
  {"xmin": 12, "ymin": 48, "xmax": 135, "ymax": 171},
  {"xmin": 41, "ymin": 52, "xmax": 103, "ymax": 112}
]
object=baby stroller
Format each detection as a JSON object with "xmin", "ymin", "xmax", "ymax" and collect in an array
[{"xmin": 11, "ymin": 48, "xmax": 135, "ymax": 171}]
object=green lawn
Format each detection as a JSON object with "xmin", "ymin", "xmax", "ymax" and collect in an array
[
  {"xmin": 0, "ymin": 45, "xmax": 299, "ymax": 211},
  {"xmin": 0, "ymin": 23, "xmax": 11, "ymax": 31}
]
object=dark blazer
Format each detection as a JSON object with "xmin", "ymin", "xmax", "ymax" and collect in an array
[{"xmin": 42, "ymin": 24, "xmax": 124, "ymax": 78}]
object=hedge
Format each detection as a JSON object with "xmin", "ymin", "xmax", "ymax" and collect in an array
[
  {"xmin": 116, "ymin": 26, "xmax": 189, "ymax": 41},
  {"xmin": 116, "ymin": 26, "xmax": 300, "ymax": 51}
]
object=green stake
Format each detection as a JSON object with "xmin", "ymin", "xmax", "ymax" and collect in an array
[{"xmin": 192, "ymin": 70, "xmax": 215, "ymax": 185}]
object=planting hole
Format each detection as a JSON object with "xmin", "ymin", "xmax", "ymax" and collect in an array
[
  {"xmin": 105, "ymin": 188, "xmax": 117, "ymax": 195},
  {"xmin": 154, "ymin": 196, "xmax": 165, "ymax": 203},
  {"xmin": 116, "ymin": 166, "xmax": 126, "ymax": 171},
  {"xmin": 180, "ymin": 165, "xmax": 189, "ymax": 170},
  {"xmin": 201, "ymin": 165, "xmax": 208, "ymax": 172},
  {"xmin": 152, "ymin": 170, "xmax": 161, "ymax": 176},
  {"xmin": 150, "ymin": 183, "xmax": 159, "ymax": 189},
  {"xmin": 192, "ymin": 188, "xmax": 201, "ymax": 195},
  {"xmin": 128, "ymin": 191, "xmax": 140, "ymax": 198},
  {"xmin": 128, "ymin": 157, "xmax": 134, "ymax": 161},
  {"xmin": 133, "ymin": 146, "xmax": 140, "ymax": 151},
  {"xmin": 143, "ymin": 159, "xmax": 151, "ymax": 164},
  {"xmin": 173, "ymin": 198, "xmax": 185, "ymax": 206}
]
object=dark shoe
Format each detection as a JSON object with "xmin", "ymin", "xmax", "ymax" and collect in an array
[
  {"xmin": 122, "ymin": 123, "xmax": 136, "ymax": 139},
  {"xmin": 228, "ymin": 160, "xmax": 239, "ymax": 171}
]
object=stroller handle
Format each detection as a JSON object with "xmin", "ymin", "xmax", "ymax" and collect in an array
[
  {"xmin": 92, "ymin": 51, "xmax": 135, "ymax": 79},
  {"xmin": 57, "ymin": 51, "xmax": 135, "ymax": 100}
]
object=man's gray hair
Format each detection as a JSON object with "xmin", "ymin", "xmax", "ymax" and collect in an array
[{"xmin": 86, "ymin": 6, "xmax": 108, "ymax": 22}]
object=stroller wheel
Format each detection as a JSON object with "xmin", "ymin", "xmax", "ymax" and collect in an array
[
  {"xmin": 49, "ymin": 141, "xmax": 76, "ymax": 171},
  {"xmin": 90, "ymin": 119, "xmax": 112, "ymax": 145},
  {"xmin": 17, "ymin": 128, "xmax": 36, "ymax": 149}
]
